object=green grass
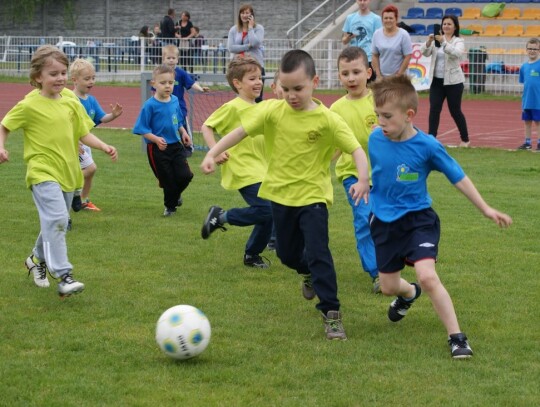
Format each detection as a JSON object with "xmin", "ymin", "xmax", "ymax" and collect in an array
[{"xmin": 0, "ymin": 129, "xmax": 538, "ymax": 406}]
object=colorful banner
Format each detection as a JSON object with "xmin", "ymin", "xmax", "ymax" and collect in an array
[{"xmin": 407, "ymin": 43, "xmax": 431, "ymax": 91}]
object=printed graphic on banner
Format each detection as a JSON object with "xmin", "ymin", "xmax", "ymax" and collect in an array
[{"xmin": 407, "ymin": 43, "xmax": 431, "ymax": 91}]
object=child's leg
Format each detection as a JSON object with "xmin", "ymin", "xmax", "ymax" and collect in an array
[
  {"xmin": 524, "ymin": 120, "xmax": 532, "ymax": 144},
  {"xmin": 414, "ymin": 259, "xmax": 460, "ymax": 335},
  {"xmin": 378, "ymin": 272, "xmax": 415, "ymax": 298},
  {"xmin": 81, "ymin": 162, "xmax": 97, "ymax": 200},
  {"xmin": 534, "ymin": 120, "xmax": 540, "ymax": 148}
]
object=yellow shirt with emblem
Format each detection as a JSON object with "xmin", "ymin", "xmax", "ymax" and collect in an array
[
  {"xmin": 240, "ymin": 98, "xmax": 361, "ymax": 207},
  {"xmin": 203, "ymin": 97, "xmax": 267, "ymax": 190},
  {"xmin": 1, "ymin": 88, "xmax": 94, "ymax": 190},
  {"xmin": 330, "ymin": 91, "xmax": 377, "ymax": 184}
]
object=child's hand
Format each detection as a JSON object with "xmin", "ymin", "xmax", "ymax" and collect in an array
[
  {"xmin": 157, "ymin": 138, "xmax": 167, "ymax": 151},
  {"xmin": 349, "ymin": 180, "xmax": 370, "ymax": 206},
  {"xmin": 110, "ymin": 103, "xmax": 123, "ymax": 118},
  {"xmin": 201, "ymin": 86, "xmax": 210, "ymax": 93},
  {"xmin": 201, "ymin": 154, "xmax": 216, "ymax": 174},
  {"xmin": 215, "ymin": 151, "xmax": 230, "ymax": 165},
  {"xmin": 0, "ymin": 148, "xmax": 9, "ymax": 163},
  {"xmin": 103, "ymin": 144, "xmax": 118, "ymax": 161},
  {"xmin": 484, "ymin": 207, "xmax": 512, "ymax": 228},
  {"xmin": 181, "ymin": 131, "xmax": 192, "ymax": 147}
]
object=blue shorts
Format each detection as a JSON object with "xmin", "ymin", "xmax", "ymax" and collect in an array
[
  {"xmin": 522, "ymin": 109, "xmax": 540, "ymax": 122},
  {"xmin": 370, "ymin": 208, "xmax": 440, "ymax": 273}
]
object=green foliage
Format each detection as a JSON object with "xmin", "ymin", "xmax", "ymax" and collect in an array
[{"xmin": 0, "ymin": 129, "xmax": 538, "ymax": 406}]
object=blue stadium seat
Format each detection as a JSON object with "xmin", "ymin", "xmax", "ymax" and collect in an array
[
  {"xmin": 410, "ymin": 24, "xmax": 427, "ymax": 35},
  {"xmin": 437, "ymin": 0, "xmax": 455, "ymax": 3},
  {"xmin": 403, "ymin": 7, "xmax": 425, "ymax": 19},
  {"xmin": 426, "ymin": 7, "xmax": 444, "ymax": 19},
  {"xmin": 426, "ymin": 24, "xmax": 437, "ymax": 35},
  {"xmin": 445, "ymin": 7, "xmax": 463, "ymax": 17}
]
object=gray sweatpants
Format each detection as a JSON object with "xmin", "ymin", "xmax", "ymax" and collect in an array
[{"xmin": 31, "ymin": 181, "xmax": 74, "ymax": 278}]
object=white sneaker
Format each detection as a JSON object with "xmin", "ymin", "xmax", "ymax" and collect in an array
[
  {"xmin": 24, "ymin": 255, "xmax": 50, "ymax": 288},
  {"xmin": 57, "ymin": 274, "xmax": 85, "ymax": 297}
]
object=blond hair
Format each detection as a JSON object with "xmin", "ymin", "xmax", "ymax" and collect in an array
[
  {"xmin": 69, "ymin": 58, "xmax": 95, "ymax": 79},
  {"xmin": 152, "ymin": 64, "xmax": 175, "ymax": 79},
  {"xmin": 29, "ymin": 45, "xmax": 69, "ymax": 89},
  {"xmin": 226, "ymin": 55, "xmax": 262, "ymax": 94},
  {"xmin": 162, "ymin": 44, "xmax": 179, "ymax": 58}
]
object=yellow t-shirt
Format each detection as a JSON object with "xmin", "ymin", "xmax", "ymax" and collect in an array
[
  {"xmin": 241, "ymin": 98, "xmax": 361, "ymax": 207},
  {"xmin": 203, "ymin": 97, "xmax": 267, "ymax": 190},
  {"xmin": 1, "ymin": 88, "xmax": 94, "ymax": 190},
  {"xmin": 330, "ymin": 92, "xmax": 377, "ymax": 183}
]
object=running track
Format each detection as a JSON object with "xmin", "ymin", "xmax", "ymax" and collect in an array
[{"xmin": 0, "ymin": 83, "xmax": 523, "ymax": 149}]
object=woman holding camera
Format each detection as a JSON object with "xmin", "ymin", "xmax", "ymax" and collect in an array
[{"xmin": 227, "ymin": 4, "xmax": 265, "ymax": 101}]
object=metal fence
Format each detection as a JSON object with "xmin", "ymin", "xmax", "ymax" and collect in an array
[{"xmin": 0, "ymin": 35, "xmax": 527, "ymax": 95}]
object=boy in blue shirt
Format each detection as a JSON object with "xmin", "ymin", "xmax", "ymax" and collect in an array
[
  {"xmin": 133, "ymin": 64, "xmax": 193, "ymax": 216},
  {"xmin": 369, "ymin": 75, "xmax": 512, "ymax": 358},
  {"xmin": 517, "ymin": 38, "xmax": 540, "ymax": 151}
]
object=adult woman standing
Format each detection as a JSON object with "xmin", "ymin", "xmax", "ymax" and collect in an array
[
  {"xmin": 177, "ymin": 11, "xmax": 196, "ymax": 72},
  {"xmin": 421, "ymin": 15, "xmax": 470, "ymax": 147},
  {"xmin": 371, "ymin": 5, "xmax": 412, "ymax": 78},
  {"xmin": 227, "ymin": 4, "xmax": 265, "ymax": 102}
]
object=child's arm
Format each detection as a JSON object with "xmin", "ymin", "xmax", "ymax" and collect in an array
[
  {"xmin": 179, "ymin": 126, "xmax": 192, "ymax": 147},
  {"xmin": 0, "ymin": 125, "xmax": 10, "ymax": 163},
  {"xmin": 201, "ymin": 124, "xmax": 230, "ymax": 164},
  {"xmin": 347, "ymin": 147, "xmax": 370, "ymax": 205},
  {"xmin": 454, "ymin": 176, "xmax": 512, "ymax": 228},
  {"xmin": 371, "ymin": 54, "xmax": 382, "ymax": 80},
  {"xmin": 141, "ymin": 133, "xmax": 167, "ymax": 151},
  {"xmin": 191, "ymin": 82, "xmax": 210, "ymax": 93},
  {"xmin": 100, "ymin": 103, "xmax": 124, "ymax": 124},
  {"xmin": 80, "ymin": 132, "xmax": 118, "ymax": 161},
  {"xmin": 201, "ymin": 126, "xmax": 247, "ymax": 174}
]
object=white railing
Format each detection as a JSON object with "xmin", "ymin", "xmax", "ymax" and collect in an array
[{"xmin": 0, "ymin": 35, "xmax": 527, "ymax": 95}]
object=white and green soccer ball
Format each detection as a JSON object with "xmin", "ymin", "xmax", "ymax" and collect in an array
[{"xmin": 155, "ymin": 305, "xmax": 211, "ymax": 360}]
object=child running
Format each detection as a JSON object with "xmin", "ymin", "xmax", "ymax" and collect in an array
[
  {"xmin": 0, "ymin": 45, "xmax": 118, "ymax": 297},
  {"xmin": 330, "ymin": 46, "xmax": 381, "ymax": 294},
  {"xmin": 201, "ymin": 50, "xmax": 370, "ymax": 341},
  {"xmin": 133, "ymin": 64, "xmax": 193, "ymax": 217},
  {"xmin": 368, "ymin": 75, "xmax": 512, "ymax": 358},
  {"xmin": 200, "ymin": 56, "xmax": 273, "ymax": 268}
]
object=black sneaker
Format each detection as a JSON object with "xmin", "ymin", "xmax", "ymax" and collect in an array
[
  {"xmin": 301, "ymin": 274, "xmax": 316, "ymax": 300},
  {"xmin": 448, "ymin": 333, "xmax": 473, "ymax": 359},
  {"xmin": 71, "ymin": 194, "xmax": 82, "ymax": 212},
  {"xmin": 388, "ymin": 283, "xmax": 421, "ymax": 322},
  {"xmin": 243, "ymin": 254, "xmax": 270, "ymax": 269},
  {"xmin": 517, "ymin": 143, "xmax": 532, "ymax": 150},
  {"xmin": 266, "ymin": 239, "xmax": 276, "ymax": 251},
  {"xmin": 201, "ymin": 206, "xmax": 227, "ymax": 239}
]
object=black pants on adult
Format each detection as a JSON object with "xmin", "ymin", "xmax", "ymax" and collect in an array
[
  {"xmin": 146, "ymin": 142, "xmax": 193, "ymax": 210},
  {"xmin": 428, "ymin": 77, "xmax": 469, "ymax": 142},
  {"xmin": 271, "ymin": 201, "xmax": 340, "ymax": 313}
]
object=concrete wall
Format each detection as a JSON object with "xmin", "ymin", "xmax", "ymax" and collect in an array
[{"xmin": 0, "ymin": 0, "xmax": 351, "ymax": 39}]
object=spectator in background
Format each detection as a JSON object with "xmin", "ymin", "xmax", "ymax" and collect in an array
[
  {"xmin": 227, "ymin": 3, "xmax": 265, "ymax": 102},
  {"xmin": 177, "ymin": 11, "xmax": 196, "ymax": 73},
  {"xmin": 342, "ymin": 0, "xmax": 382, "ymax": 82},
  {"xmin": 517, "ymin": 37, "xmax": 540, "ymax": 151},
  {"xmin": 421, "ymin": 15, "xmax": 470, "ymax": 147},
  {"xmin": 160, "ymin": 8, "xmax": 178, "ymax": 45},
  {"xmin": 371, "ymin": 5, "xmax": 412, "ymax": 79},
  {"xmin": 138, "ymin": 25, "xmax": 154, "ymax": 64},
  {"xmin": 191, "ymin": 26, "xmax": 205, "ymax": 69},
  {"xmin": 150, "ymin": 24, "xmax": 163, "ymax": 65}
]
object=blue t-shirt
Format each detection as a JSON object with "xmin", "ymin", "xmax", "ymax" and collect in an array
[
  {"xmin": 172, "ymin": 66, "xmax": 195, "ymax": 119},
  {"xmin": 368, "ymin": 127, "xmax": 465, "ymax": 222},
  {"xmin": 78, "ymin": 94, "xmax": 106, "ymax": 126},
  {"xmin": 133, "ymin": 95, "xmax": 184, "ymax": 145},
  {"xmin": 342, "ymin": 11, "xmax": 382, "ymax": 62},
  {"xmin": 519, "ymin": 59, "xmax": 540, "ymax": 110}
]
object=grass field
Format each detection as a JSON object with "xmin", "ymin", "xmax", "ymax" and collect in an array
[{"xmin": 0, "ymin": 128, "xmax": 538, "ymax": 406}]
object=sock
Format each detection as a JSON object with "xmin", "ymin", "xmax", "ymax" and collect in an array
[
  {"xmin": 403, "ymin": 285, "xmax": 417, "ymax": 301},
  {"xmin": 218, "ymin": 212, "xmax": 227, "ymax": 224}
]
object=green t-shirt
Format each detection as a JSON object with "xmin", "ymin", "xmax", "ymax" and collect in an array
[
  {"xmin": 203, "ymin": 97, "xmax": 267, "ymax": 190},
  {"xmin": 330, "ymin": 92, "xmax": 377, "ymax": 183},
  {"xmin": 1, "ymin": 88, "xmax": 94, "ymax": 190},
  {"xmin": 241, "ymin": 98, "xmax": 361, "ymax": 207}
]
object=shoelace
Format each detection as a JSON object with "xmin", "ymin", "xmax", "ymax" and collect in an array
[
  {"xmin": 252, "ymin": 255, "xmax": 271, "ymax": 267},
  {"xmin": 61, "ymin": 274, "xmax": 76, "ymax": 284},
  {"xmin": 29, "ymin": 261, "xmax": 47, "ymax": 280},
  {"xmin": 327, "ymin": 318, "xmax": 343, "ymax": 332}
]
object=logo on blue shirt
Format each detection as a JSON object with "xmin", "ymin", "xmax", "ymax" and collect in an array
[{"xmin": 396, "ymin": 164, "xmax": 418, "ymax": 182}]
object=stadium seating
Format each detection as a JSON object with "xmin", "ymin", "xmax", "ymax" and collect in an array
[
  {"xmin": 463, "ymin": 24, "xmax": 484, "ymax": 34},
  {"xmin": 403, "ymin": 7, "xmax": 425, "ymax": 19},
  {"xmin": 425, "ymin": 7, "xmax": 444, "ymax": 19},
  {"xmin": 410, "ymin": 24, "xmax": 428, "ymax": 35},
  {"xmin": 519, "ymin": 8, "xmax": 540, "ymax": 19},
  {"xmin": 462, "ymin": 7, "xmax": 481, "ymax": 19},
  {"xmin": 502, "ymin": 24, "xmax": 525, "ymax": 36},
  {"xmin": 524, "ymin": 25, "xmax": 540, "ymax": 36},
  {"xmin": 483, "ymin": 24, "xmax": 504, "ymax": 36},
  {"xmin": 445, "ymin": 7, "xmax": 463, "ymax": 17},
  {"xmin": 497, "ymin": 8, "xmax": 521, "ymax": 19},
  {"xmin": 426, "ymin": 24, "xmax": 437, "ymax": 35}
]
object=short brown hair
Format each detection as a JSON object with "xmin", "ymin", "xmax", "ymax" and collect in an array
[
  {"xmin": 226, "ymin": 55, "xmax": 262, "ymax": 94},
  {"xmin": 371, "ymin": 74, "xmax": 418, "ymax": 113},
  {"xmin": 29, "ymin": 45, "xmax": 69, "ymax": 89},
  {"xmin": 152, "ymin": 64, "xmax": 175, "ymax": 79},
  {"xmin": 337, "ymin": 46, "xmax": 369, "ymax": 70}
]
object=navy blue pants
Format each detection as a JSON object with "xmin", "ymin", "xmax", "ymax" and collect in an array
[
  {"xmin": 226, "ymin": 183, "xmax": 273, "ymax": 256},
  {"xmin": 271, "ymin": 202, "xmax": 340, "ymax": 313}
]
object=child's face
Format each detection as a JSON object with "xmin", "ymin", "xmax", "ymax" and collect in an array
[
  {"xmin": 271, "ymin": 78, "xmax": 284, "ymax": 99},
  {"xmin": 235, "ymin": 67, "xmax": 263, "ymax": 101},
  {"xmin": 163, "ymin": 52, "xmax": 179, "ymax": 67},
  {"xmin": 152, "ymin": 72, "xmax": 175, "ymax": 100},
  {"xmin": 36, "ymin": 57, "xmax": 68, "ymax": 98},
  {"xmin": 374, "ymin": 102, "xmax": 414, "ymax": 141},
  {"xmin": 72, "ymin": 67, "xmax": 96, "ymax": 95},
  {"xmin": 337, "ymin": 57, "xmax": 371, "ymax": 99},
  {"xmin": 526, "ymin": 43, "xmax": 540, "ymax": 62},
  {"xmin": 279, "ymin": 67, "xmax": 319, "ymax": 111}
]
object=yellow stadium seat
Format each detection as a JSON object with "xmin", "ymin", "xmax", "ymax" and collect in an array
[
  {"xmin": 464, "ymin": 24, "xmax": 483, "ymax": 34},
  {"xmin": 519, "ymin": 9, "xmax": 540, "ymax": 21},
  {"xmin": 483, "ymin": 25, "xmax": 504, "ymax": 37},
  {"xmin": 502, "ymin": 25, "xmax": 524, "ymax": 37},
  {"xmin": 505, "ymin": 48, "xmax": 526, "ymax": 56},
  {"xmin": 523, "ymin": 25, "xmax": 540, "ymax": 37},
  {"xmin": 497, "ymin": 8, "xmax": 521, "ymax": 20},
  {"xmin": 462, "ymin": 7, "xmax": 481, "ymax": 20},
  {"xmin": 486, "ymin": 48, "xmax": 506, "ymax": 57}
]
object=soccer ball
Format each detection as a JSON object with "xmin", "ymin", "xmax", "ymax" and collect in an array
[{"xmin": 155, "ymin": 305, "xmax": 211, "ymax": 360}]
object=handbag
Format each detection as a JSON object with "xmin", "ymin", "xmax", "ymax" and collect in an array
[{"xmin": 178, "ymin": 39, "xmax": 190, "ymax": 50}]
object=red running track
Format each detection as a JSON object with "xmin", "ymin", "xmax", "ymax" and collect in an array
[{"xmin": 0, "ymin": 82, "xmax": 523, "ymax": 150}]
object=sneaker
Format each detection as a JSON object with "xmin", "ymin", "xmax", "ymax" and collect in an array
[
  {"xmin": 24, "ymin": 255, "xmax": 50, "ymax": 288},
  {"xmin": 388, "ymin": 282, "xmax": 421, "ymax": 322},
  {"xmin": 459, "ymin": 141, "xmax": 470, "ymax": 148},
  {"xmin": 372, "ymin": 276, "xmax": 381, "ymax": 294},
  {"xmin": 57, "ymin": 273, "xmax": 85, "ymax": 298},
  {"xmin": 201, "ymin": 206, "xmax": 227, "ymax": 239},
  {"xmin": 301, "ymin": 274, "xmax": 316, "ymax": 300},
  {"xmin": 266, "ymin": 239, "xmax": 276, "ymax": 251},
  {"xmin": 177, "ymin": 196, "xmax": 183, "ymax": 207},
  {"xmin": 71, "ymin": 194, "xmax": 82, "ymax": 212},
  {"xmin": 517, "ymin": 143, "xmax": 532, "ymax": 150},
  {"xmin": 321, "ymin": 310, "xmax": 347, "ymax": 340},
  {"xmin": 448, "ymin": 333, "xmax": 473, "ymax": 359},
  {"xmin": 163, "ymin": 208, "xmax": 176, "ymax": 217},
  {"xmin": 82, "ymin": 200, "xmax": 101, "ymax": 211},
  {"xmin": 243, "ymin": 254, "xmax": 270, "ymax": 269}
]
